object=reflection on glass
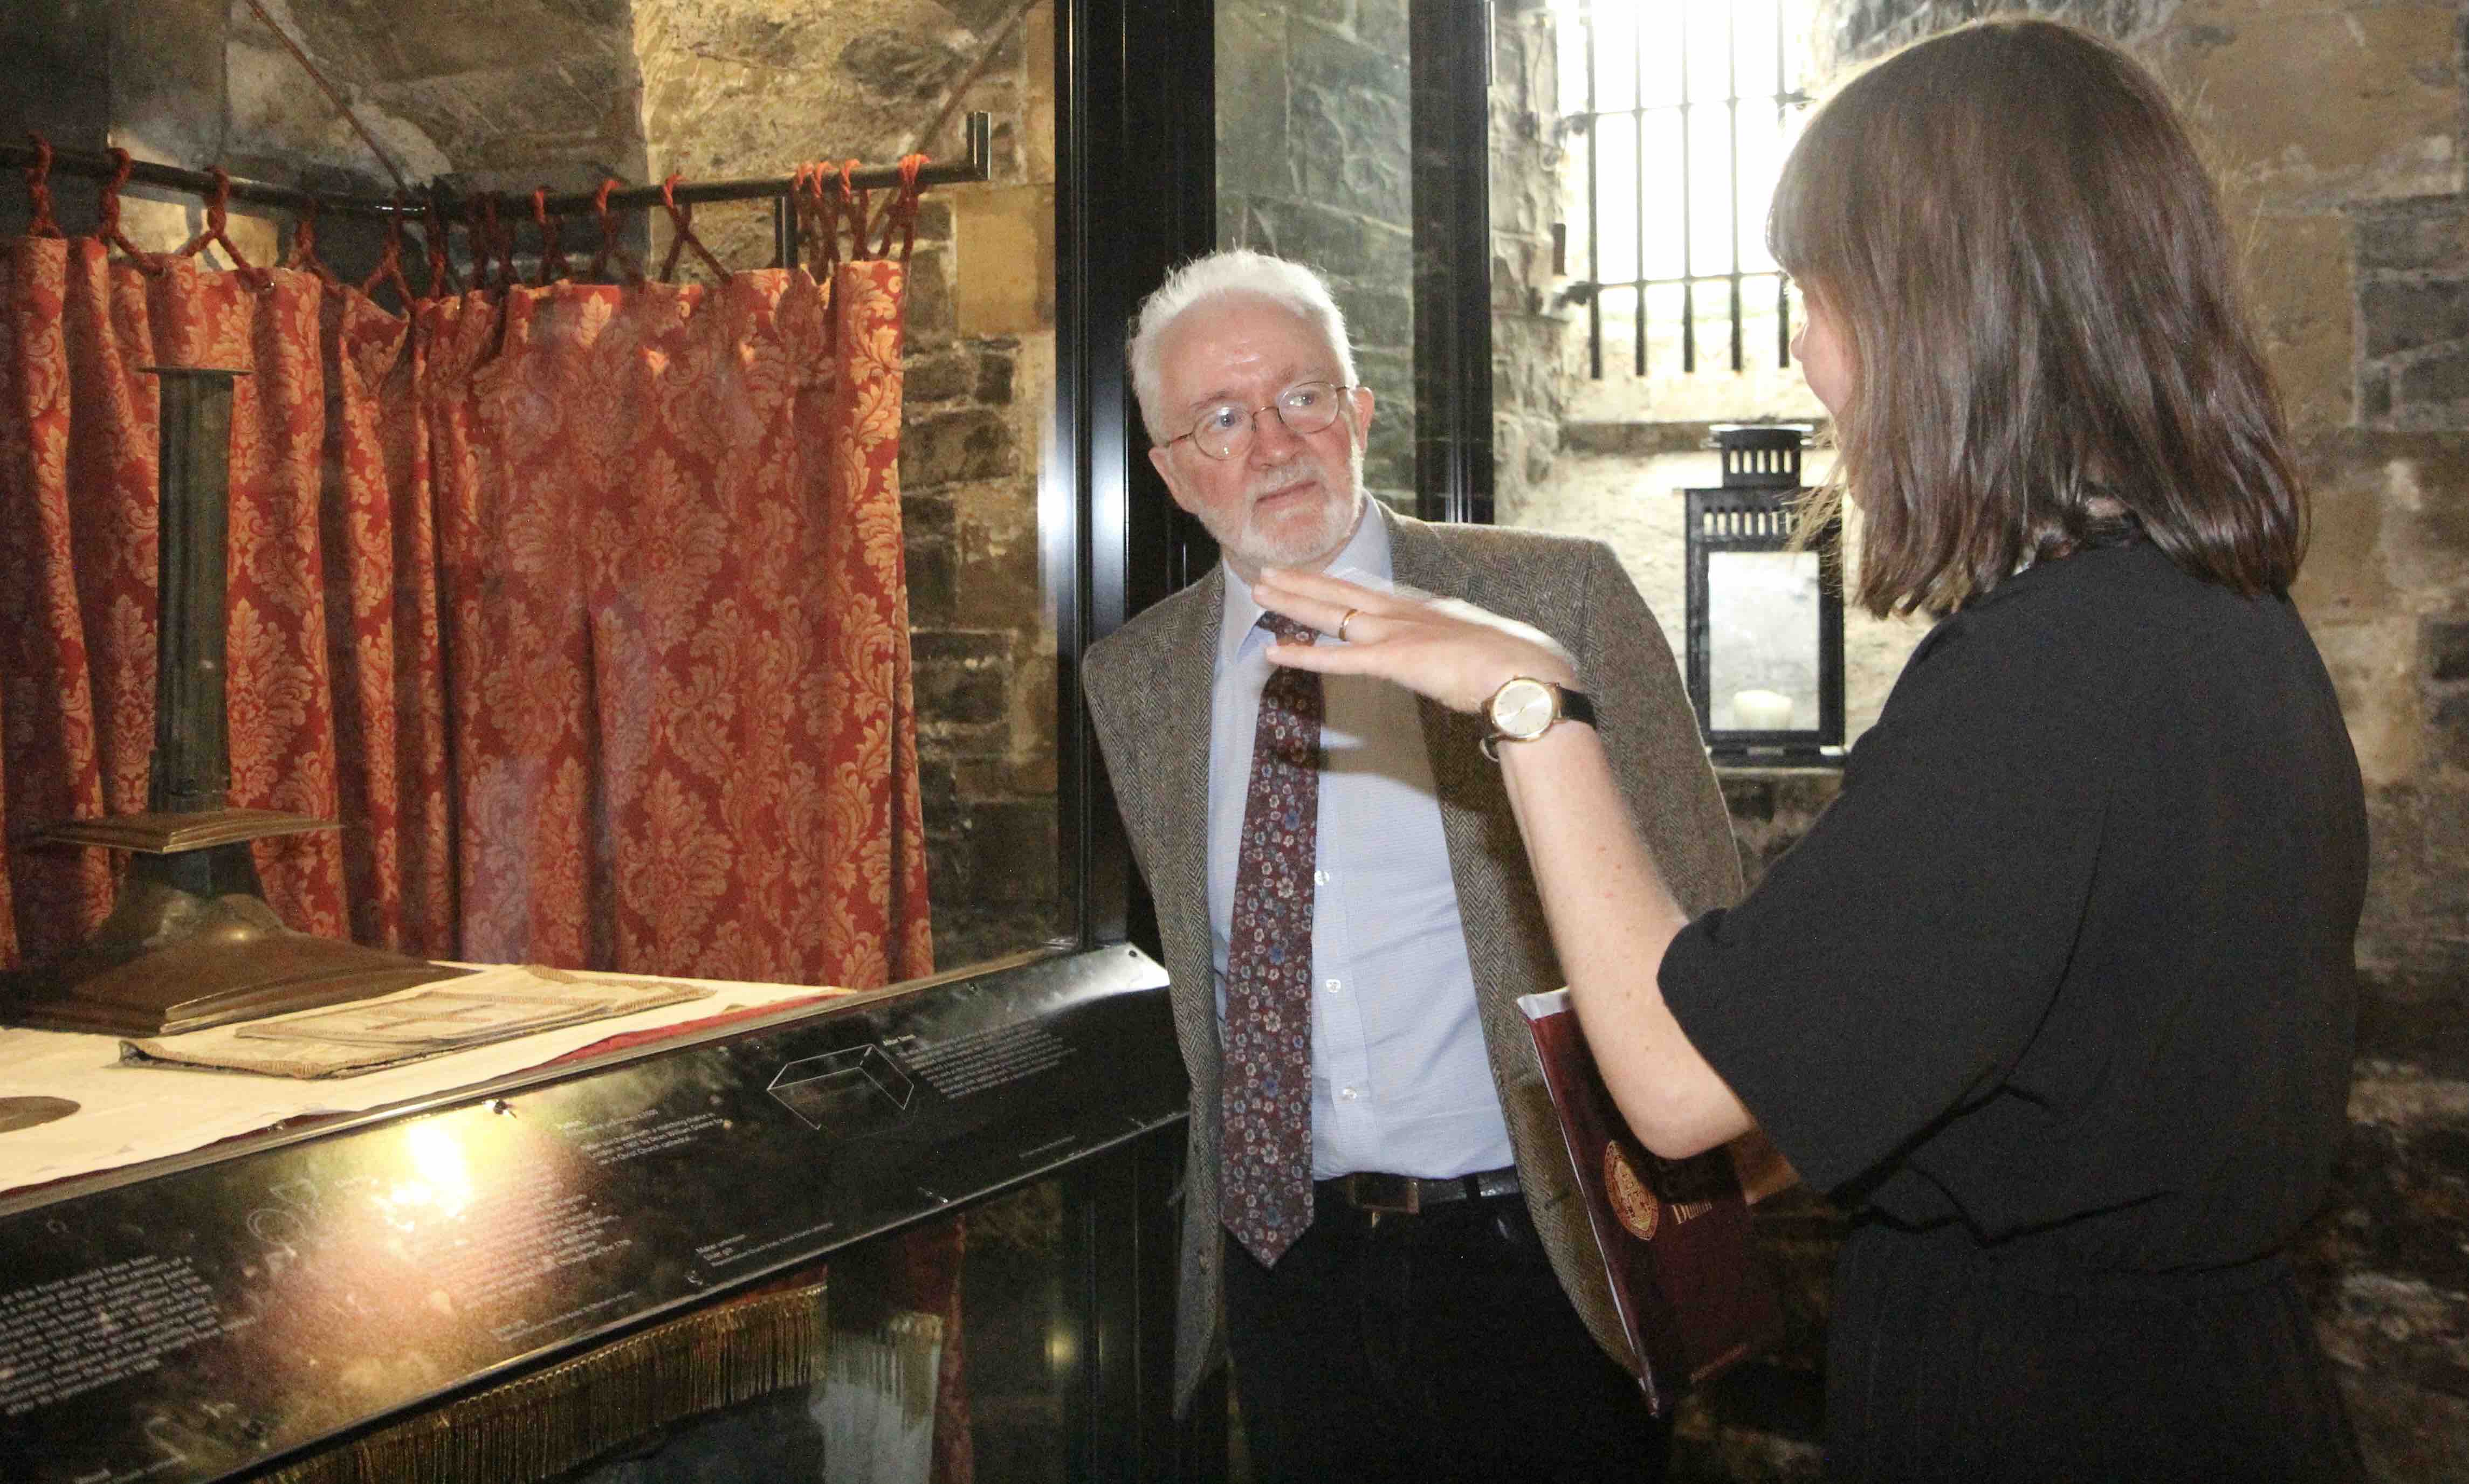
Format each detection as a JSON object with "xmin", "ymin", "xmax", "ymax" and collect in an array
[
  {"xmin": 958, "ymin": 1182, "xmax": 1069, "ymax": 1480},
  {"xmin": 1707, "ymin": 549, "xmax": 1819, "ymax": 730}
]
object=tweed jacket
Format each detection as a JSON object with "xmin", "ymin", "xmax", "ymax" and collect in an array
[{"xmin": 1081, "ymin": 505, "xmax": 1744, "ymax": 1416}]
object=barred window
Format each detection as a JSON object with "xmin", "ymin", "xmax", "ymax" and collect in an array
[{"xmin": 1557, "ymin": 1, "xmax": 1810, "ymax": 382}]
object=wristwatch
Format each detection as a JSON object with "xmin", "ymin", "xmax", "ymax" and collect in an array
[{"xmin": 1482, "ymin": 676, "xmax": 1597, "ymax": 760}]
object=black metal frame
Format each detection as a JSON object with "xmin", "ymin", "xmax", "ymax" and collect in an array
[
  {"xmin": 1047, "ymin": 1, "xmax": 1226, "ymax": 1474},
  {"xmin": 1411, "ymin": 0, "xmax": 1497, "ymax": 527},
  {"xmin": 1048, "ymin": 2, "xmax": 1502, "ymax": 1471},
  {"xmin": 1571, "ymin": 0, "xmax": 1804, "ymax": 378},
  {"xmin": 1682, "ymin": 458, "xmax": 1846, "ymax": 763}
]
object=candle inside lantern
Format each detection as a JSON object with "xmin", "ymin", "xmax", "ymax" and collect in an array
[{"xmin": 1732, "ymin": 688, "xmax": 1794, "ymax": 731}]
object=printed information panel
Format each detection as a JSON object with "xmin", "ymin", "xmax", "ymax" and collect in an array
[{"xmin": 0, "ymin": 945, "xmax": 1179, "ymax": 1483}]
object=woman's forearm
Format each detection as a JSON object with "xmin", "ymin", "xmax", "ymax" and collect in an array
[
  {"xmin": 1243, "ymin": 563, "xmax": 1756, "ymax": 1155},
  {"xmin": 1495, "ymin": 721, "xmax": 1755, "ymax": 1158}
]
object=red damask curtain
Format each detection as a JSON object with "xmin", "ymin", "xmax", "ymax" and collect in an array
[{"xmin": 0, "ymin": 240, "xmax": 932, "ymax": 991}]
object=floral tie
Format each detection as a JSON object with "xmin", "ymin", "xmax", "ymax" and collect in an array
[{"xmin": 1220, "ymin": 613, "xmax": 1323, "ymax": 1265}]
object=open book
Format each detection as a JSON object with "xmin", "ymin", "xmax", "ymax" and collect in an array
[{"xmin": 1519, "ymin": 987, "xmax": 1786, "ymax": 1416}]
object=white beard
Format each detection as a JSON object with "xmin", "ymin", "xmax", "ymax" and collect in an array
[{"xmin": 1208, "ymin": 443, "xmax": 1368, "ymax": 578}]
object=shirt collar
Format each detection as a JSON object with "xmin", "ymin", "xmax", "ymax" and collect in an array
[{"xmin": 1216, "ymin": 498, "xmax": 1393, "ymax": 667}]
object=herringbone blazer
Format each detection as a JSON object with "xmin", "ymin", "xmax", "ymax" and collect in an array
[{"xmin": 1082, "ymin": 505, "xmax": 1743, "ymax": 1416}]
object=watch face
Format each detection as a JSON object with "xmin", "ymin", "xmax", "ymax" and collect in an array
[{"xmin": 1491, "ymin": 678, "xmax": 1557, "ymax": 740}]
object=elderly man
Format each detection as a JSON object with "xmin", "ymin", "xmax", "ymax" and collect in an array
[{"xmin": 1081, "ymin": 249, "xmax": 1740, "ymax": 1482}]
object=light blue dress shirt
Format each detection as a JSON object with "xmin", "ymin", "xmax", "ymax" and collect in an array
[{"xmin": 1207, "ymin": 510, "xmax": 1517, "ymax": 1181}]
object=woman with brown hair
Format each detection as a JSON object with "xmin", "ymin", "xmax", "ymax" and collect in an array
[{"xmin": 1253, "ymin": 17, "xmax": 2367, "ymax": 1481}]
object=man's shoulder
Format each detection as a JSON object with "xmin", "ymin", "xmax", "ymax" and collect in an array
[
  {"xmin": 1085, "ymin": 578, "xmax": 1215, "ymax": 694},
  {"xmin": 1415, "ymin": 513, "xmax": 1609, "ymax": 564},
  {"xmin": 1409, "ymin": 516, "xmax": 1617, "ymax": 590}
]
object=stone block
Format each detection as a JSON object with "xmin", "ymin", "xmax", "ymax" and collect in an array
[
  {"xmin": 2312, "ymin": 618, "xmax": 2420, "ymax": 789},
  {"xmin": 917, "ymin": 756, "xmax": 961, "ymax": 822},
  {"xmin": 902, "ymin": 407, "xmax": 1017, "ymax": 488},
  {"xmin": 1290, "ymin": 25, "xmax": 1411, "ymax": 222},
  {"xmin": 904, "ymin": 535, "xmax": 959, "ymax": 627},
  {"xmin": 2292, "ymin": 440, "xmax": 2398, "ymax": 619},
  {"xmin": 956, "ymin": 507, "xmax": 1043, "ymax": 633},
  {"xmin": 904, "ymin": 247, "xmax": 957, "ymax": 350},
  {"xmin": 975, "ymin": 349, "xmax": 1015, "ymax": 406},
  {"xmin": 1217, "ymin": 2, "xmax": 1293, "ymax": 197},
  {"xmin": 955, "ymin": 755, "xmax": 1059, "ymax": 800},
  {"xmin": 841, "ymin": 31, "xmax": 969, "ymax": 105},
  {"xmin": 2395, "ymin": 349, "xmax": 2469, "ymax": 425},
  {"xmin": 276, "ymin": 0, "xmax": 623, "ymax": 88},
  {"xmin": 110, "ymin": 0, "xmax": 228, "ymax": 171},
  {"xmin": 2363, "ymin": 367, "xmax": 2394, "ymax": 424},
  {"xmin": 2174, "ymin": 6, "xmax": 2462, "ymax": 210},
  {"xmin": 362, "ymin": 57, "xmax": 634, "ymax": 176},
  {"xmin": 954, "ymin": 801, "xmax": 1060, "ymax": 903},
  {"xmin": 1358, "ymin": 0, "xmax": 1409, "ymax": 57},
  {"xmin": 904, "ymin": 349, "xmax": 977, "ymax": 404},
  {"xmin": 2427, "ymin": 619, "xmax": 2469, "ymax": 685},
  {"xmin": 2362, "ymin": 279, "xmax": 2469, "ymax": 363},
  {"xmin": 911, "ymin": 629, "xmax": 1011, "ymax": 726},
  {"xmin": 2236, "ymin": 211, "xmax": 2352, "ymax": 433},
  {"xmin": 1219, "ymin": 194, "xmax": 1271, "ymax": 254},
  {"xmin": 1334, "ymin": 284, "xmax": 1413, "ymax": 354},
  {"xmin": 903, "ymin": 492, "xmax": 958, "ymax": 624},
  {"xmin": 1, "ymin": 0, "xmax": 109, "ymax": 66},
  {"xmin": 953, "ymin": 183, "xmax": 1054, "ymax": 336},
  {"xmin": 2354, "ymin": 197, "xmax": 2469, "ymax": 277},
  {"xmin": 2434, "ymin": 692, "xmax": 2469, "ymax": 772}
]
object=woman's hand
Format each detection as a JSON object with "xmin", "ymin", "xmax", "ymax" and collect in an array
[{"xmin": 1252, "ymin": 568, "xmax": 1578, "ymax": 712}]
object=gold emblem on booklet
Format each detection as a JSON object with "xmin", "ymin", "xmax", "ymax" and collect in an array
[{"xmin": 1606, "ymin": 1141, "xmax": 1717, "ymax": 1240}]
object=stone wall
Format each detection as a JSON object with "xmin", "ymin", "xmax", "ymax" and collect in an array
[
  {"xmin": 1216, "ymin": 0, "xmax": 1417, "ymax": 506},
  {"xmin": 1488, "ymin": 0, "xmax": 1567, "ymax": 519}
]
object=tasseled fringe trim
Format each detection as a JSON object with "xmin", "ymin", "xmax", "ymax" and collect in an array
[{"xmin": 265, "ymin": 1280, "xmax": 828, "ymax": 1484}]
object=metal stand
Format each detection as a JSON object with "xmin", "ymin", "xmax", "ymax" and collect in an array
[{"xmin": 4, "ymin": 367, "xmax": 459, "ymax": 1037}]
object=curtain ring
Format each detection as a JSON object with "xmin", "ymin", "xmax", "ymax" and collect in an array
[
  {"xmin": 656, "ymin": 174, "xmax": 732, "ymax": 284},
  {"xmin": 22, "ymin": 133, "xmax": 61, "ymax": 238},
  {"xmin": 95, "ymin": 149, "xmax": 166, "ymax": 273},
  {"xmin": 530, "ymin": 187, "xmax": 571, "ymax": 286},
  {"xmin": 589, "ymin": 178, "xmax": 644, "ymax": 286}
]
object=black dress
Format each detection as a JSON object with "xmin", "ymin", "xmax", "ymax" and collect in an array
[{"xmin": 1661, "ymin": 538, "xmax": 2368, "ymax": 1481}]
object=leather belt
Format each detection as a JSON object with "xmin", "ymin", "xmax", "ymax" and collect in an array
[{"xmin": 1324, "ymin": 1166, "xmax": 1521, "ymax": 1216}]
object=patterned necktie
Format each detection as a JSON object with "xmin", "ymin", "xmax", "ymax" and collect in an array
[{"xmin": 1220, "ymin": 612, "xmax": 1323, "ymax": 1265}]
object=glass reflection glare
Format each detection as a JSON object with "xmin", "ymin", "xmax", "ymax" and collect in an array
[
  {"xmin": 1707, "ymin": 549, "xmax": 1820, "ymax": 730},
  {"xmin": 380, "ymin": 1121, "xmax": 478, "ymax": 1223}
]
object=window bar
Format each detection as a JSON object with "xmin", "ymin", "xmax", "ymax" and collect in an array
[
  {"xmin": 1727, "ymin": 3, "xmax": 1744, "ymax": 372},
  {"xmin": 1775, "ymin": 0, "xmax": 1792, "ymax": 369},
  {"xmin": 1632, "ymin": 17, "xmax": 1647, "ymax": 376},
  {"xmin": 1586, "ymin": 2, "xmax": 1604, "ymax": 382},
  {"xmin": 1678, "ymin": 2, "xmax": 1696, "ymax": 375}
]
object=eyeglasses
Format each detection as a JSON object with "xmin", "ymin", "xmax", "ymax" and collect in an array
[{"xmin": 1166, "ymin": 381, "xmax": 1358, "ymax": 461}]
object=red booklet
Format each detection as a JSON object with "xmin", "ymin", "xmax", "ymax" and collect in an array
[{"xmin": 1518, "ymin": 988, "xmax": 1785, "ymax": 1416}]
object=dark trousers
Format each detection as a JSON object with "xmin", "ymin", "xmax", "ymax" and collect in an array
[{"xmin": 1222, "ymin": 1181, "xmax": 1668, "ymax": 1484}]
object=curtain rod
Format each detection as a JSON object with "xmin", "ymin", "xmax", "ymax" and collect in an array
[{"xmin": 0, "ymin": 113, "xmax": 993, "ymax": 223}]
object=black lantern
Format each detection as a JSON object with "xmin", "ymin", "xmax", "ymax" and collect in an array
[{"xmin": 1682, "ymin": 425, "xmax": 1844, "ymax": 763}]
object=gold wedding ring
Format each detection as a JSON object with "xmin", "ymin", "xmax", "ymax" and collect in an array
[{"xmin": 1336, "ymin": 607, "xmax": 1359, "ymax": 643}]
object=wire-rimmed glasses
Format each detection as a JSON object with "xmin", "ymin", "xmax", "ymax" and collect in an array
[{"xmin": 1167, "ymin": 380, "xmax": 1358, "ymax": 460}]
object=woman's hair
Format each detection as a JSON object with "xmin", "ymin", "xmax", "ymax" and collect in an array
[
  {"xmin": 1127, "ymin": 249, "xmax": 1359, "ymax": 444},
  {"xmin": 1769, "ymin": 17, "xmax": 2306, "ymax": 617}
]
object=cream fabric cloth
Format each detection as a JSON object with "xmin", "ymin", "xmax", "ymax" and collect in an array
[{"xmin": 0, "ymin": 966, "xmax": 843, "ymax": 1198}]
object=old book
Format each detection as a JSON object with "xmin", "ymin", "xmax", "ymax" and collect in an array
[{"xmin": 1518, "ymin": 987, "xmax": 1785, "ymax": 1416}]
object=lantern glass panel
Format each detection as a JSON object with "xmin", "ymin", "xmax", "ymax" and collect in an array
[{"xmin": 1705, "ymin": 548, "xmax": 1821, "ymax": 731}]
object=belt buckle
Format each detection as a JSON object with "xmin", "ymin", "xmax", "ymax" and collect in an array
[{"xmin": 1349, "ymin": 1172, "xmax": 1422, "ymax": 1216}]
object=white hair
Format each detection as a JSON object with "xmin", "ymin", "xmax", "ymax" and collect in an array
[{"xmin": 1127, "ymin": 249, "xmax": 1360, "ymax": 444}]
